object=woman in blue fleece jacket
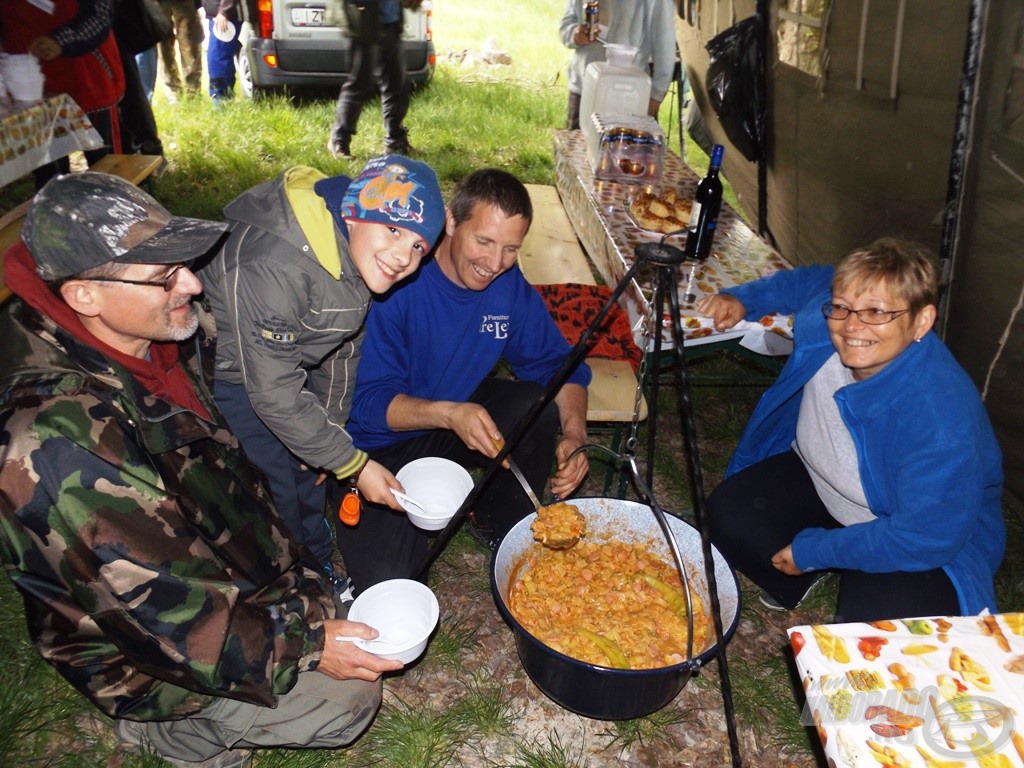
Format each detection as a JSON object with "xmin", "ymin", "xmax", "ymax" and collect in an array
[{"xmin": 698, "ymin": 239, "xmax": 1004, "ymax": 622}]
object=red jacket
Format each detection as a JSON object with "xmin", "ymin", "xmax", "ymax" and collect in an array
[{"xmin": 0, "ymin": 0, "xmax": 124, "ymax": 112}]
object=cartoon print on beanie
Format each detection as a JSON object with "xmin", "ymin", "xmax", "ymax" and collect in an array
[{"xmin": 339, "ymin": 155, "xmax": 445, "ymax": 245}]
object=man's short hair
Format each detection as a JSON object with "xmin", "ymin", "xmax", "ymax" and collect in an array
[{"xmin": 448, "ymin": 169, "xmax": 533, "ymax": 227}]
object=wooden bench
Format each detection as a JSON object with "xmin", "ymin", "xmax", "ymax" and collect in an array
[
  {"xmin": 0, "ymin": 154, "xmax": 164, "ymax": 305},
  {"xmin": 520, "ymin": 184, "xmax": 648, "ymax": 426},
  {"xmin": 89, "ymin": 153, "xmax": 164, "ymax": 186}
]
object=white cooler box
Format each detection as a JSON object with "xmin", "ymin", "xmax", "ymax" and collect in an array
[{"xmin": 579, "ymin": 61, "xmax": 651, "ymax": 126}]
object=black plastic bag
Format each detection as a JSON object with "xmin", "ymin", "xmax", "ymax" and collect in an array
[{"xmin": 705, "ymin": 15, "xmax": 763, "ymax": 162}]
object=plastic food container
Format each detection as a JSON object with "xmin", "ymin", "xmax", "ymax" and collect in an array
[{"xmin": 584, "ymin": 113, "xmax": 665, "ymax": 184}]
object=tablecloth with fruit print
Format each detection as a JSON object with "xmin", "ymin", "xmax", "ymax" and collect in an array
[{"xmin": 789, "ymin": 613, "xmax": 1024, "ymax": 767}]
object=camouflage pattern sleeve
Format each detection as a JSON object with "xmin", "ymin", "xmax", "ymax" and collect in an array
[{"xmin": 0, "ymin": 390, "xmax": 338, "ymax": 720}]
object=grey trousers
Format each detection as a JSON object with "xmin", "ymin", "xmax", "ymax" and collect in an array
[{"xmin": 130, "ymin": 671, "xmax": 382, "ymax": 762}]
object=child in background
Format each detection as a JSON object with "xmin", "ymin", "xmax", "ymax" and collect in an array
[{"xmin": 199, "ymin": 156, "xmax": 445, "ymax": 586}]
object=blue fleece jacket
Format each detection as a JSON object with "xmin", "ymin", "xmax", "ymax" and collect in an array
[
  {"xmin": 348, "ymin": 259, "xmax": 592, "ymax": 451},
  {"xmin": 723, "ymin": 267, "xmax": 1004, "ymax": 614}
]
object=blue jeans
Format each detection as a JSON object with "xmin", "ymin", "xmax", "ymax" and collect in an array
[
  {"xmin": 207, "ymin": 18, "xmax": 241, "ymax": 98},
  {"xmin": 136, "ymin": 48, "xmax": 157, "ymax": 101},
  {"xmin": 214, "ymin": 381, "xmax": 333, "ymax": 569}
]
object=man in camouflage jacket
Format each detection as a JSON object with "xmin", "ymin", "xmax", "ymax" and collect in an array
[{"xmin": 0, "ymin": 173, "xmax": 400, "ymax": 768}]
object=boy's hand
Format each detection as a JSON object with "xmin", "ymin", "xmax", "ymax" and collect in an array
[
  {"xmin": 319, "ymin": 619, "xmax": 403, "ymax": 680},
  {"xmin": 356, "ymin": 460, "xmax": 404, "ymax": 510}
]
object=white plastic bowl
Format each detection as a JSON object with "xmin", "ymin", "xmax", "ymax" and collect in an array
[
  {"xmin": 394, "ymin": 457, "xmax": 473, "ymax": 531},
  {"xmin": 347, "ymin": 579, "xmax": 439, "ymax": 663},
  {"xmin": 604, "ymin": 43, "xmax": 638, "ymax": 68}
]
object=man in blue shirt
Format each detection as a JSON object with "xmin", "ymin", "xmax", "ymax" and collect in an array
[{"xmin": 335, "ymin": 169, "xmax": 592, "ymax": 589}]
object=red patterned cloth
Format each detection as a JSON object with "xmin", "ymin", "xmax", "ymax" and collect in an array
[{"xmin": 533, "ymin": 283, "xmax": 642, "ymax": 374}]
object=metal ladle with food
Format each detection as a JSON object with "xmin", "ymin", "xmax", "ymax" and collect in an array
[{"xmin": 492, "ymin": 436, "xmax": 586, "ymax": 549}]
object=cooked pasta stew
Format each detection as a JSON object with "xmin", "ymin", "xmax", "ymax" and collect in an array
[
  {"xmin": 507, "ymin": 538, "xmax": 710, "ymax": 669},
  {"xmin": 530, "ymin": 501, "xmax": 586, "ymax": 546}
]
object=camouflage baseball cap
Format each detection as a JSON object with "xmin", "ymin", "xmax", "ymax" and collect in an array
[{"xmin": 23, "ymin": 172, "xmax": 229, "ymax": 281}]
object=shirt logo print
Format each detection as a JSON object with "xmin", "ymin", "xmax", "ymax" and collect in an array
[{"xmin": 480, "ymin": 314, "xmax": 509, "ymax": 340}]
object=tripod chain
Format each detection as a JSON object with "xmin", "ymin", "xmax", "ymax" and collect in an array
[{"xmin": 625, "ymin": 294, "xmax": 659, "ymax": 458}]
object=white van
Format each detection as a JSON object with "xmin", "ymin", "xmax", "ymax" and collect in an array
[{"xmin": 236, "ymin": 0, "xmax": 434, "ymax": 98}]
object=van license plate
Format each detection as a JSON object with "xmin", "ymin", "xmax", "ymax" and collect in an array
[{"xmin": 291, "ymin": 8, "xmax": 325, "ymax": 25}]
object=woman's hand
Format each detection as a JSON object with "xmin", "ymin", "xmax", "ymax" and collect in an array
[
  {"xmin": 696, "ymin": 294, "xmax": 746, "ymax": 331},
  {"xmin": 318, "ymin": 619, "xmax": 403, "ymax": 681},
  {"xmin": 771, "ymin": 545, "xmax": 802, "ymax": 576}
]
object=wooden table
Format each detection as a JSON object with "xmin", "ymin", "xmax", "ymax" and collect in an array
[
  {"xmin": 0, "ymin": 94, "xmax": 102, "ymax": 189},
  {"xmin": 789, "ymin": 613, "xmax": 1024, "ymax": 766},
  {"xmin": 553, "ymin": 129, "xmax": 794, "ymax": 355}
]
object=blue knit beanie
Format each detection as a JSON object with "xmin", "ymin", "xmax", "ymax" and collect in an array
[{"xmin": 316, "ymin": 155, "xmax": 444, "ymax": 247}]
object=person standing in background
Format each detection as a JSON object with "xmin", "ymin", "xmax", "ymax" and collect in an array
[
  {"xmin": 559, "ymin": 0, "xmax": 676, "ymax": 130},
  {"xmin": 203, "ymin": 0, "xmax": 241, "ymax": 106},
  {"xmin": 0, "ymin": 0, "xmax": 125, "ymax": 188},
  {"xmin": 113, "ymin": 0, "xmax": 167, "ymax": 156},
  {"xmin": 156, "ymin": 0, "xmax": 203, "ymax": 97},
  {"xmin": 327, "ymin": 0, "xmax": 419, "ymax": 159}
]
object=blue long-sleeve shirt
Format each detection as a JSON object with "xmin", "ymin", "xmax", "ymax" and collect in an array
[
  {"xmin": 348, "ymin": 259, "xmax": 591, "ymax": 452},
  {"xmin": 723, "ymin": 267, "xmax": 1005, "ymax": 614}
]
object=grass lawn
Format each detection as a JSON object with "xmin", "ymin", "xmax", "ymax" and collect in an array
[{"xmin": 0, "ymin": 0, "xmax": 1020, "ymax": 766}]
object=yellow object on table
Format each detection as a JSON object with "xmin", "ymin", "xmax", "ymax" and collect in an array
[{"xmin": 789, "ymin": 613, "xmax": 1024, "ymax": 767}]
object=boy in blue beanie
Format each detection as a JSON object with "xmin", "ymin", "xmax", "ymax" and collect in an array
[{"xmin": 200, "ymin": 155, "xmax": 445, "ymax": 586}]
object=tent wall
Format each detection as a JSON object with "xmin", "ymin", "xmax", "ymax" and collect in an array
[
  {"xmin": 674, "ymin": 0, "xmax": 1022, "ymax": 505},
  {"xmin": 943, "ymin": 0, "xmax": 1024, "ymax": 509},
  {"xmin": 676, "ymin": 0, "xmax": 966, "ymax": 262}
]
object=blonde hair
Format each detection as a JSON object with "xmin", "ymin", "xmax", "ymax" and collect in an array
[{"xmin": 832, "ymin": 238, "xmax": 940, "ymax": 314}]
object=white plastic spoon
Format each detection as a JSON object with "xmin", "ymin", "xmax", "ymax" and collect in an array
[
  {"xmin": 390, "ymin": 488, "xmax": 428, "ymax": 516},
  {"xmin": 335, "ymin": 628, "xmax": 412, "ymax": 649}
]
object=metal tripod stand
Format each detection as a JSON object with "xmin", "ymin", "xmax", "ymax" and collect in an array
[
  {"xmin": 414, "ymin": 238, "xmax": 743, "ymax": 766},
  {"xmin": 632, "ymin": 239, "xmax": 743, "ymax": 766}
]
